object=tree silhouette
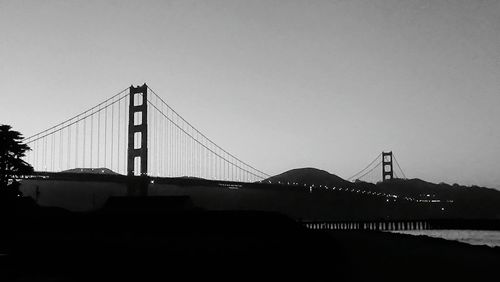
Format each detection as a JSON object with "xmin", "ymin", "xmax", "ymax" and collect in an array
[{"xmin": 0, "ymin": 124, "xmax": 33, "ymax": 198}]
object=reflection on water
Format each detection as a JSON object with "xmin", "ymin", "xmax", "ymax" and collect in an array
[{"xmin": 392, "ymin": 230, "xmax": 500, "ymax": 248}]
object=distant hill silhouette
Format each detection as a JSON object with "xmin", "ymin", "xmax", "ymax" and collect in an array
[
  {"xmin": 62, "ymin": 168, "xmax": 119, "ymax": 175},
  {"xmin": 376, "ymin": 178, "xmax": 500, "ymax": 198},
  {"xmin": 265, "ymin": 167, "xmax": 354, "ymax": 188},
  {"xmin": 19, "ymin": 167, "xmax": 500, "ymax": 219},
  {"xmin": 266, "ymin": 167, "xmax": 500, "ymax": 196},
  {"xmin": 265, "ymin": 168, "xmax": 500, "ymax": 219}
]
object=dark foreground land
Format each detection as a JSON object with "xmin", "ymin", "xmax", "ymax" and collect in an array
[{"xmin": 2, "ymin": 197, "xmax": 499, "ymax": 282}]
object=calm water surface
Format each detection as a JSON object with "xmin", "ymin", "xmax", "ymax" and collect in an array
[{"xmin": 392, "ymin": 230, "xmax": 500, "ymax": 248}]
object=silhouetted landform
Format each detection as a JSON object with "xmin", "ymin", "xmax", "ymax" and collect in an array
[
  {"xmin": 19, "ymin": 168, "xmax": 500, "ymax": 220},
  {"xmin": 360, "ymin": 177, "xmax": 500, "ymax": 199},
  {"xmin": 3, "ymin": 196, "xmax": 346, "ymax": 281},
  {"xmin": 63, "ymin": 167, "xmax": 119, "ymax": 174},
  {"xmin": 266, "ymin": 168, "xmax": 500, "ymax": 219},
  {"xmin": 265, "ymin": 167, "xmax": 354, "ymax": 188},
  {"xmin": 2, "ymin": 196, "xmax": 499, "ymax": 281}
]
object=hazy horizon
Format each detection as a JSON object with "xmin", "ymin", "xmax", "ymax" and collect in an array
[{"xmin": 1, "ymin": 0, "xmax": 499, "ymax": 189}]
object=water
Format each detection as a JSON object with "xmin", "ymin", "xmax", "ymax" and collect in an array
[{"xmin": 392, "ymin": 230, "xmax": 500, "ymax": 248}]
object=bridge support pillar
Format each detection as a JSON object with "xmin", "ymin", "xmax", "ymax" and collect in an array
[
  {"xmin": 127, "ymin": 84, "xmax": 149, "ymax": 196},
  {"xmin": 127, "ymin": 84, "xmax": 148, "ymax": 177},
  {"xmin": 126, "ymin": 176, "xmax": 149, "ymax": 196},
  {"xmin": 382, "ymin": 151, "xmax": 393, "ymax": 181}
]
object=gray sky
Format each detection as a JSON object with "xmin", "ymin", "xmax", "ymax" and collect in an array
[{"xmin": 1, "ymin": 0, "xmax": 499, "ymax": 188}]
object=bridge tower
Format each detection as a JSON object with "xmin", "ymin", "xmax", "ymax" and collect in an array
[
  {"xmin": 382, "ymin": 151, "xmax": 393, "ymax": 181},
  {"xmin": 127, "ymin": 84, "xmax": 148, "ymax": 177}
]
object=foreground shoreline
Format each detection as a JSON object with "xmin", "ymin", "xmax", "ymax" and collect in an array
[
  {"xmin": 4, "ymin": 224, "xmax": 500, "ymax": 281},
  {"xmin": 2, "ymin": 197, "xmax": 500, "ymax": 281},
  {"xmin": 328, "ymin": 230, "xmax": 500, "ymax": 281}
]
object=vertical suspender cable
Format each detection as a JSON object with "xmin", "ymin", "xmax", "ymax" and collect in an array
[
  {"xmin": 157, "ymin": 96, "xmax": 160, "ymax": 176},
  {"xmin": 164, "ymin": 106, "xmax": 167, "ymax": 176},
  {"xmin": 51, "ymin": 133, "xmax": 55, "ymax": 171},
  {"xmin": 154, "ymin": 96, "xmax": 157, "ymax": 176},
  {"xmin": 90, "ymin": 114, "xmax": 93, "ymax": 168},
  {"xmin": 111, "ymin": 99, "xmax": 114, "ymax": 172},
  {"xmin": 160, "ymin": 102, "xmax": 164, "ymax": 176},
  {"xmin": 117, "ymin": 96, "xmax": 120, "ymax": 174},
  {"xmin": 175, "ymin": 116, "xmax": 181, "ymax": 176},
  {"xmin": 59, "ymin": 130, "xmax": 62, "ymax": 171},
  {"xmin": 83, "ymin": 118, "xmax": 86, "ymax": 168},
  {"xmin": 213, "ymin": 146, "xmax": 216, "ymax": 180},
  {"xmin": 238, "ymin": 161, "xmax": 241, "ymax": 182},
  {"xmin": 104, "ymin": 105, "xmax": 107, "ymax": 168},
  {"xmin": 170, "ymin": 113, "xmax": 173, "ymax": 177},
  {"xmin": 42, "ymin": 135, "xmax": 46, "ymax": 170},
  {"xmin": 157, "ymin": 102, "xmax": 161, "ymax": 176},
  {"xmin": 149, "ymin": 100, "xmax": 153, "ymax": 175},
  {"xmin": 189, "ymin": 133, "xmax": 192, "ymax": 177},
  {"xmin": 197, "ymin": 132, "xmax": 200, "ymax": 178},
  {"xmin": 208, "ymin": 143, "xmax": 211, "ymax": 179},
  {"xmin": 147, "ymin": 100, "xmax": 151, "ymax": 175},
  {"xmin": 180, "ymin": 126, "xmax": 183, "ymax": 177},
  {"xmin": 34, "ymin": 141, "xmax": 37, "ymax": 171},
  {"xmin": 75, "ymin": 121, "xmax": 79, "ymax": 168},
  {"xmin": 152, "ymin": 99, "xmax": 155, "ymax": 176},
  {"xmin": 47, "ymin": 134, "xmax": 50, "ymax": 171},
  {"xmin": 38, "ymin": 139, "xmax": 41, "ymax": 171},
  {"xmin": 124, "ymin": 96, "xmax": 127, "ymax": 174},
  {"xmin": 178, "ymin": 116, "xmax": 181, "ymax": 177},
  {"xmin": 97, "ymin": 105, "xmax": 100, "ymax": 167},
  {"xmin": 162, "ymin": 104, "xmax": 166, "ymax": 176},
  {"xmin": 184, "ymin": 122, "xmax": 187, "ymax": 177},
  {"xmin": 146, "ymin": 101, "xmax": 149, "ymax": 175},
  {"xmin": 167, "ymin": 109, "xmax": 169, "ymax": 176},
  {"xmin": 67, "ymin": 126, "xmax": 71, "ymax": 169}
]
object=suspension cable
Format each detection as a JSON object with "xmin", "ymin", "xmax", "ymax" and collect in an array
[
  {"xmin": 147, "ymin": 86, "xmax": 270, "ymax": 178},
  {"xmin": 146, "ymin": 99, "xmax": 267, "ymax": 180},
  {"xmin": 24, "ymin": 94, "xmax": 128, "ymax": 145},
  {"xmin": 24, "ymin": 87, "xmax": 129, "ymax": 142},
  {"xmin": 393, "ymin": 153, "xmax": 407, "ymax": 179},
  {"xmin": 356, "ymin": 161, "xmax": 382, "ymax": 180},
  {"xmin": 347, "ymin": 152, "xmax": 382, "ymax": 181}
]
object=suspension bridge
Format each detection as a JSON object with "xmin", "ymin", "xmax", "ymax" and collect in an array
[
  {"xmin": 21, "ymin": 83, "xmax": 407, "ymax": 195},
  {"xmin": 347, "ymin": 151, "xmax": 407, "ymax": 183},
  {"xmin": 23, "ymin": 84, "xmax": 270, "ymax": 182}
]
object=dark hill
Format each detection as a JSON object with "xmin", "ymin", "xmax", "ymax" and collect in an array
[
  {"xmin": 266, "ymin": 168, "xmax": 500, "ymax": 219},
  {"xmin": 377, "ymin": 178, "xmax": 500, "ymax": 218},
  {"xmin": 62, "ymin": 168, "xmax": 119, "ymax": 175},
  {"xmin": 377, "ymin": 178, "xmax": 500, "ymax": 198},
  {"xmin": 265, "ymin": 167, "xmax": 354, "ymax": 188}
]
